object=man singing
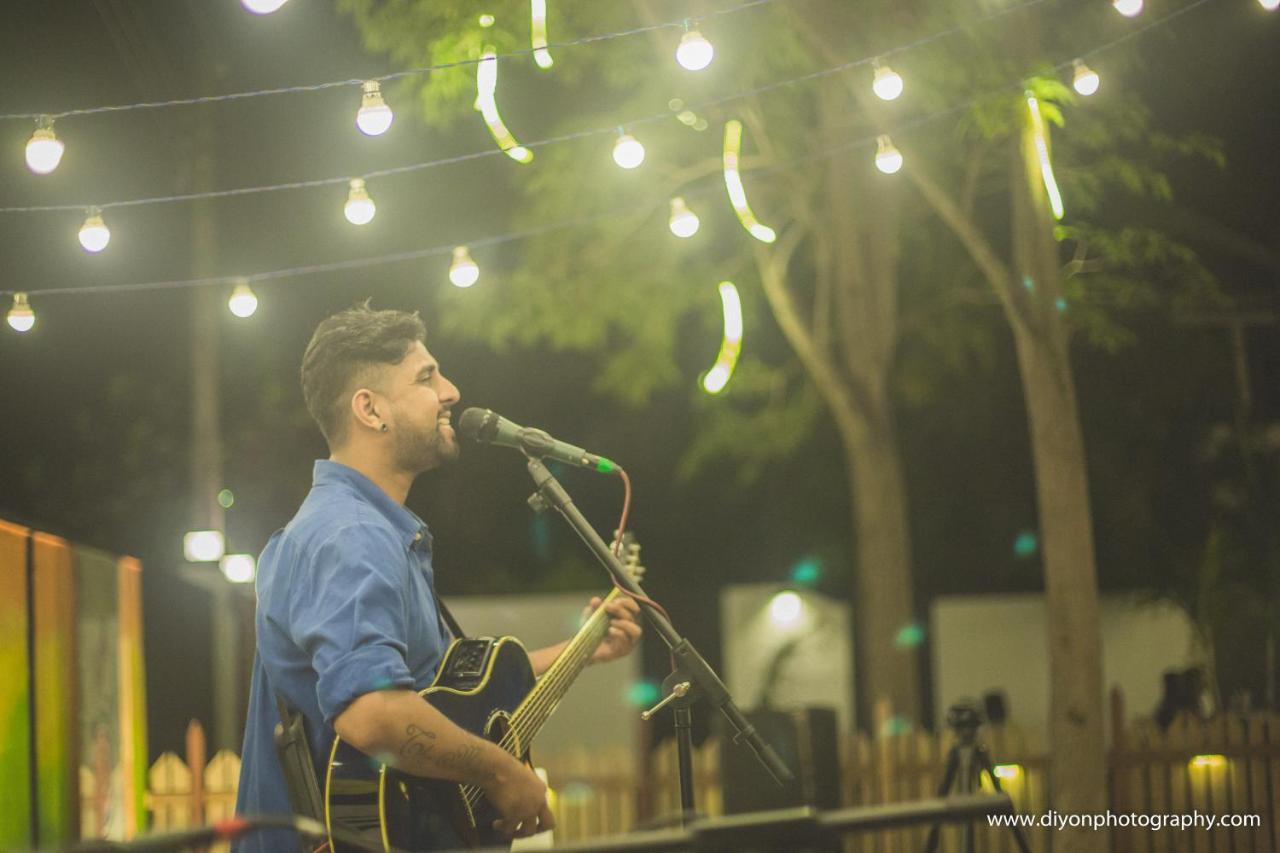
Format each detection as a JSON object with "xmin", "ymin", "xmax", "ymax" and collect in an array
[{"xmin": 234, "ymin": 303, "xmax": 641, "ymax": 851}]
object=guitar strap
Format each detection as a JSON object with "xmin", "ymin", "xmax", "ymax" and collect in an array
[{"xmin": 437, "ymin": 596, "xmax": 467, "ymax": 640}]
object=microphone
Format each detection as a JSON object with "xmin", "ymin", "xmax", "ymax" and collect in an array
[{"xmin": 457, "ymin": 407, "xmax": 618, "ymax": 474}]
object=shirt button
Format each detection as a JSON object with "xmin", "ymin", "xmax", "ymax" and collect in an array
[{"xmin": 413, "ymin": 531, "xmax": 423, "ymax": 543}]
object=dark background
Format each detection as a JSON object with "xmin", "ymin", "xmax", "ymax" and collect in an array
[{"xmin": 0, "ymin": 0, "xmax": 1277, "ymax": 757}]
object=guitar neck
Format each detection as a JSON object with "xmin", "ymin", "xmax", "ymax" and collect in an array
[{"xmin": 507, "ymin": 587, "xmax": 624, "ymax": 750}]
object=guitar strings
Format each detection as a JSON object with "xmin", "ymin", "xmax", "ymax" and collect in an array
[{"xmin": 457, "ymin": 596, "xmax": 618, "ymax": 810}]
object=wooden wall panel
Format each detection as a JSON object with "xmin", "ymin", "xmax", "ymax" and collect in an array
[{"xmin": 0, "ymin": 520, "xmax": 32, "ymax": 850}]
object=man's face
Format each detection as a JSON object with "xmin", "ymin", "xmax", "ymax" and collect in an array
[{"xmin": 379, "ymin": 341, "xmax": 461, "ymax": 473}]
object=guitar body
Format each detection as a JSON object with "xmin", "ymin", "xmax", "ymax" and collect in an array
[{"xmin": 325, "ymin": 637, "xmax": 537, "ymax": 852}]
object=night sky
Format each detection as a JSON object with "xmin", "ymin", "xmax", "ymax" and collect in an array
[{"xmin": 1, "ymin": 1, "xmax": 1277, "ymax": 757}]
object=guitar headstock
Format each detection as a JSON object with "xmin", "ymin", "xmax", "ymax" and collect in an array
[{"xmin": 611, "ymin": 530, "xmax": 645, "ymax": 584}]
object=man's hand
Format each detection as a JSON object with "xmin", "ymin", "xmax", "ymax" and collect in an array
[
  {"xmin": 584, "ymin": 595, "xmax": 642, "ymax": 665},
  {"xmin": 482, "ymin": 755, "xmax": 555, "ymax": 839}
]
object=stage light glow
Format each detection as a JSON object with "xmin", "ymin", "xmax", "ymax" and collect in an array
[
  {"xmin": 25, "ymin": 116, "xmax": 64, "ymax": 175},
  {"xmin": 184, "ymin": 530, "xmax": 225, "ymax": 563},
  {"xmin": 768, "ymin": 591, "xmax": 803, "ymax": 627},
  {"xmin": 220, "ymin": 554, "xmax": 256, "ymax": 584},
  {"xmin": 1113, "ymin": 0, "xmax": 1143, "ymax": 17},
  {"xmin": 722, "ymin": 120, "xmax": 776, "ymax": 243}
]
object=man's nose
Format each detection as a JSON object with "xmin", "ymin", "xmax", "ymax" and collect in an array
[{"xmin": 440, "ymin": 376, "xmax": 460, "ymax": 406}]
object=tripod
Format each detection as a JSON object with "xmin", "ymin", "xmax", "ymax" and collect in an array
[{"xmin": 923, "ymin": 703, "xmax": 1031, "ymax": 853}]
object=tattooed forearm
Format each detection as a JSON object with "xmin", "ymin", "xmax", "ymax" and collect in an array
[
  {"xmin": 398, "ymin": 724, "xmax": 436, "ymax": 760},
  {"xmin": 393, "ymin": 724, "xmax": 498, "ymax": 784}
]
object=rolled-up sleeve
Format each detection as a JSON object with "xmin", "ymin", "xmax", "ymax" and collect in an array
[{"xmin": 288, "ymin": 523, "xmax": 415, "ymax": 725}]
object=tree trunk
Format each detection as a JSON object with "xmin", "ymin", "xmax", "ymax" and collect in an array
[
  {"xmin": 1009, "ymin": 117, "xmax": 1108, "ymax": 851},
  {"xmin": 840, "ymin": 409, "xmax": 923, "ymax": 731}
]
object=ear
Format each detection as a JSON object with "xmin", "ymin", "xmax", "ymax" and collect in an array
[{"xmin": 349, "ymin": 388, "xmax": 383, "ymax": 433}]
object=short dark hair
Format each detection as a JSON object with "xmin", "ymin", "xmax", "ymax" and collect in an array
[{"xmin": 300, "ymin": 302, "xmax": 426, "ymax": 447}]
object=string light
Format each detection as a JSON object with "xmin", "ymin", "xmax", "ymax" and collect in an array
[
  {"xmin": 7, "ymin": 293, "xmax": 35, "ymax": 333},
  {"xmin": 449, "ymin": 246, "xmax": 480, "ymax": 287},
  {"xmin": 355, "ymin": 80, "xmax": 394, "ymax": 136},
  {"xmin": 675, "ymin": 25, "xmax": 715, "ymax": 71},
  {"xmin": 25, "ymin": 116, "xmax": 64, "ymax": 175},
  {"xmin": 344, "ymin": 178, "xmax": 376, "ymax": 225},
  {"xmin": 702, "ymin": 281, "xmax": 743, "ymax": 394},
  {"xmin": 668, "ymin": 197, "xmax": 700, "ymax": 238},
  {"xmin": 532, "ymin": 0, "xmax": 554, "ymax": 69},
  {"xmin": 1072, "ymin": 59, "xmax": 1100, "ymax": 95},
  {"xmin": 228, "ymin": 279, "xmax": 258, "ymax": 318},
  {"xmin": 479, "ymin": 13, "xmax": 496, "ymax": 28},
  {"xmin": 612, "ymin": 131, "xmax": 646, "ymax": 169},
  {"xmin": 872, "ymin": 62, "xmax": 904, "ymax": 101},
  {"xmin": 722, "ymin": 120, "xmax": 776, "ymax": 243},
  {"xmin": 874, "ymin": 134, "xmax": 903, "ymax": 174},
  {"xmin": 476, "ymin": 50, "xmax": 533, "ymax": 163},
  {"xmin": 78, "ymin": 207, "xmax": 111, "ymax": 252},
  {"xmin": 1026, "ymin": 95, "xmax": 1065, "ymax": 220},
  {"xmin": 241, "ymin": 0, "xmax": 289, "ymax": 13},
  {"xmin": 1113, "ymin": 0, "xmax": 1143, "ymax": 17}
]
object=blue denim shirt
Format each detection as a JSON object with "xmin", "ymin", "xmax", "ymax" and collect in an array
[{"xmin": 234, "ymin": 460, "xmax": 450, "ymax": 853}]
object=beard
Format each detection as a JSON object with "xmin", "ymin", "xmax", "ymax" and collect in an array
[{"xmin": 393, "ymin": 419, "xmax": 460, "ymax": 473}]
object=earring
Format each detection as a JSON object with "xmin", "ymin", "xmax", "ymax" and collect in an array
[{"xmin": 380, "ymin": 423, "xmax": 389, "ymax": 433}]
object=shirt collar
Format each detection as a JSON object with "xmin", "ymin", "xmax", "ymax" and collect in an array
[{"xmin": 312, "ymin": 460, "xmax": 431, "ymax": 550}]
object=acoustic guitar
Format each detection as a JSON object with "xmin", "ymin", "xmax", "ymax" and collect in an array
[{"xmin": 323, "ymin": 539, "xmax": 644, "ymax": 851}]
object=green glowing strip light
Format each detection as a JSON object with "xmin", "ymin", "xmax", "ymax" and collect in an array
[
  {"xmin": 477, "ymin": 51, "xmax": 533, "ymax": 164},
  {"xmin": 1026, "ymin": 95, "xmax": 1064, "ymax": 220},
  {"xmin": 703, "ymin": 281, "xmax": 743, "ymax": 394},
  {"xmin": 532, "ymin": 0, "xmax": 554, "ymax": 69},
  {"xmin": 722, "ymin": 121, "xmax": 776, "ymax": 243}
]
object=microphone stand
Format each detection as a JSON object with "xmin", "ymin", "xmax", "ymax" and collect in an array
[{"xmin": 522, "ymin": 455, "xmax": 793, "ymax": 825}]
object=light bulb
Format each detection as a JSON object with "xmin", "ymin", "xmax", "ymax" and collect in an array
[
  {"xmin": 1112, "ymin": 0, "xmax": 1143, "ymax": 16},
  {"xmin": 25, "ymin": 117, "xmax": 65, "ymax": 175},
  {"xmin": 7, "ymin": 293, "xmax": 35, "ymax": 333},
  {"xmin": 449, "ymin": 246, "xmax": 480, "ymax": 288},
  {"xmin": 344, "ymin": 178, "xmax": 376, "ymax": 225},
  {"xmin": 78, "ymin": 207, "xmax": 110, "ymax": 252},
  {"xmin": 1260, "ymin": 0, "xmax": 1278, "ymax": 10},
  {"xmin": 1072, "ymin": 60, "xmax": 1100, "ymax": 96},
  {"xmin": 241, "ymin": 0, "xmax": 289, "ymax": 13},
  {"xmin": 612, "ymin": 133, "xmax": 645, "ymax": 169},
  {"xmin": 355, "ymin": 80, "xmax": 394, "ymax": 136},
  {"xmin": 668, "ymin": 197, "xmax": 700, "ymax": 238},
  {"xmin": 183, "ymin": 530, "xmax": 225, "ymax": 563},
  {"xmin": 675, "ymin": 29, "xmax": 715, "ymax": 71},
  {"xmin": 875, "ymin": 135, "xmax": 903, "ymax": 174},
  {"xmin": 872, "ymin": 64, "xmax": 904, "ymax": 101},
  {"xmin": 228, "ymin": 280, "xmax": 258, "ymax": 318},
  {"xmin": 220, "ymin": 554, "xmax": 257, "ymax": 584}
]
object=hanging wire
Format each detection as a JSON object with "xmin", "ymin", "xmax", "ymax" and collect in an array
[
  {"xmin": 0, "ymin": 0, "xmax": 1061, "ymax": 216},
  {"xmin": 0, "ymin": 0, "xmax": 777, "ymax": 123}
]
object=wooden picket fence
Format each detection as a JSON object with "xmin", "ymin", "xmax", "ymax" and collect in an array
[{"xmin": 144, "ymin": 697, "xmax": 1280, "ymax": 851}]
